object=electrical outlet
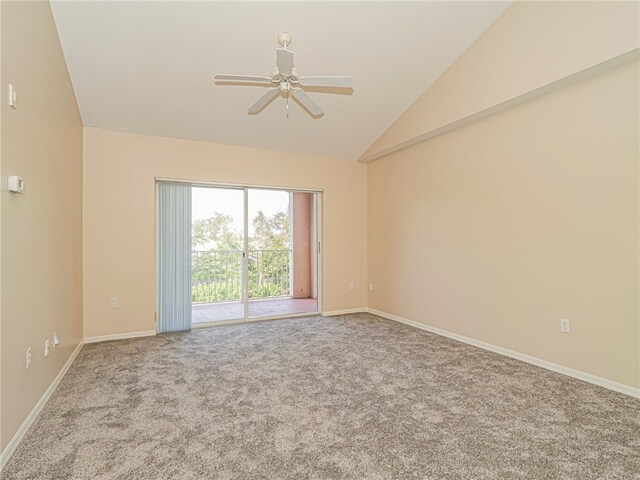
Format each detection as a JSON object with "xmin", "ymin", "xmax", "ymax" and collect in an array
[
  {"xmin": 110, "ymin": 297, "xmax": 118, "ymax": 308},
  {"xmin": 349, "ymin": 281, "xmax": 355, "ymax": 290},
  {"xmin": 44, "ymin": 339, "xmax": 50, "ymax": 357},
  {"xmin": 368, "ymin": 282, "xmax": 374, "ymax": 291},
  {"xmin": 26, "ymin": 347, "xmax": 32, "ymax": 369},
  {"xmin": 560, "ymin": 318, "xmax": 571, "ymax": 334},
  {"xmin": 53, "ymin": 332, "xmax": 60, "ymax": 347}
]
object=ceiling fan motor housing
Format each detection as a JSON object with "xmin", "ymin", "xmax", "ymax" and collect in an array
[{"xmin": 272, "ymin": 67, "xmax": 299, "ymax": 81}]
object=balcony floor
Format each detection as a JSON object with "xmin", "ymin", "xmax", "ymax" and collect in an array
[{"xmin": 192, "ymin": 297, "xmax": 318, "ymax": 324}]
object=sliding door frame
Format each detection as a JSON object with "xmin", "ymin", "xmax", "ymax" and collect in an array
[
  {"xmin": 156, "ymin": 177, "xmax": 323, "ymax": 193},
  {"xmin": 155, "ymin": 177, "xmax": 323, "ymax": 330}
]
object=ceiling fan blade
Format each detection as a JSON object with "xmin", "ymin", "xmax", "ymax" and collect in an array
[
  {"xmin": 248, "ymin": 88, "xmax": 280, "ymax": 114},
  {"xmin": 215, "ymin": 74, "xmax": 273, "ymax": 83},
  {"xmin": 299, "ymin": 76, "xmax": 354, "ymax": 89},
  {"xmin": 276, "ymin": 48, "xmax": 294, "ymax": 76},
  {"xmin": 292, "ymin": 88, "xmax": 324, "ymax": 117}
]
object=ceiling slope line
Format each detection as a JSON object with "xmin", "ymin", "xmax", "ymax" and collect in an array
[{"xmin": 359, "ymin": 47, "xmax": 640, "ymax": 163}]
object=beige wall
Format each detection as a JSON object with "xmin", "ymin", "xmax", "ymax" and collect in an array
[
  {"xmin": 1, "ymin": 1, "xmax": 84, "ymax": 452},
  {"xmin": 83, "ymin": 128, "xmax": 367, "ymax": 338},
  {"xmin": 368, "ymin": 59, "xmax": 639, "ymax": 388},
  {"xmin": 363, "ymin": 1, "xmax": 640, "ymax": 160},
  {"xmin": 0, "ymin": 0, "xmax": 4, "ymax": 453}
]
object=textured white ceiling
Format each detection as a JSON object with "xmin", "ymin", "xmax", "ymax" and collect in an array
[{"xmin": 51, "ymin": 1, "xmax": 510, "ymax": 160}]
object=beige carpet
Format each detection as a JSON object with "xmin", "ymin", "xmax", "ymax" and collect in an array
[{"xmin": 3, "ymin": 313, "xmax": 639, "ymax": 479}]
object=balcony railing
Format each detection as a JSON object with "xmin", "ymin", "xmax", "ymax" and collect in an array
[{"xmin": 192, "ymin": 249, "xmax": 292, "ymax": 304}]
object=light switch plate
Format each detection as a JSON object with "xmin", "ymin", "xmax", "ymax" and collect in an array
[
  {"xmin": 8, "ymin": 175, "xmax": 24, "ymax": 193},
  {"xmin": 9, "ymin": 84, "xmax": 16, "ymax": 109}
]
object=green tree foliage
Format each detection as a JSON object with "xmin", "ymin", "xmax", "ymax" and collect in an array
[
  {"xmin": 192, "ymin": 213, "xmax": 242, "ymax": 250},
  {"xmin": 192, "ymin": 210, "xmax": 290, "ymax": 250},
  {"xmin": 192, "ymin": 209, "xmax": 291, "ymax": 303},
  {"xmin": 250, "ymin": 210, "xmax": 289, "ymax": 250}
]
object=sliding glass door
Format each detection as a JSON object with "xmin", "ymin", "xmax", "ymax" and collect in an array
[
  {"xmin": 165, "ymin": 182, "xmax": 320, "ymax": 328},
  {"xmin": 247, "ymin": 189, "xmax": 319, "ymax": 318},
  {"xmin": 191, "ymin": 186, "xmax": 245, "ymax": 324}
]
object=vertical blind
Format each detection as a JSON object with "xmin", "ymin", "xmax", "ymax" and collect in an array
[{"xmin": 157, "ymin": 181, "xmax": 192, "ymax": 333}]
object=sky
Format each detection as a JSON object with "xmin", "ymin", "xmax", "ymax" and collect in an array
[{"xmin": 192, "ymin": 187, "xmax": 289, "ymax": 237}]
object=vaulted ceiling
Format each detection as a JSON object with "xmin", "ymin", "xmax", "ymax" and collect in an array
[{"xmin": 51, "ymin": 1, "xmax": 510, "ymax": 160}]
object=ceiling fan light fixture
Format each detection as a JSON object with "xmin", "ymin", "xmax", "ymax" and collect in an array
[{"xmin": 214, "ymin": 32, "xmax": 354, "ymax": 118}]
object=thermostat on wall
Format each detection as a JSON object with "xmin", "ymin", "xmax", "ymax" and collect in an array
[{"xmin": 8, "ymin": 175, "xmax": 24, "ymax": 193}]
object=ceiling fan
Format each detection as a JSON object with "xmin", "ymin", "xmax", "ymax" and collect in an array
[{"xmin": 214, "ymin": 32, "xmax": 353, "ymax": 118}]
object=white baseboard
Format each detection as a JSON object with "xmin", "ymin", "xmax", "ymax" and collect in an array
[
  {"xmin": 367, "ymin": 308, "xmax": 640, "ymax": 399},
  {"xmin": 322, "ymin": 308, "xmax": 368, "ymax": 317},
  {"xmin": 0, "ymin": 340, "xmax": 84, "ymax": 471},
  {"xmin": 83, "ymin": 330, "xmax": 156, "ymax": 344}
]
